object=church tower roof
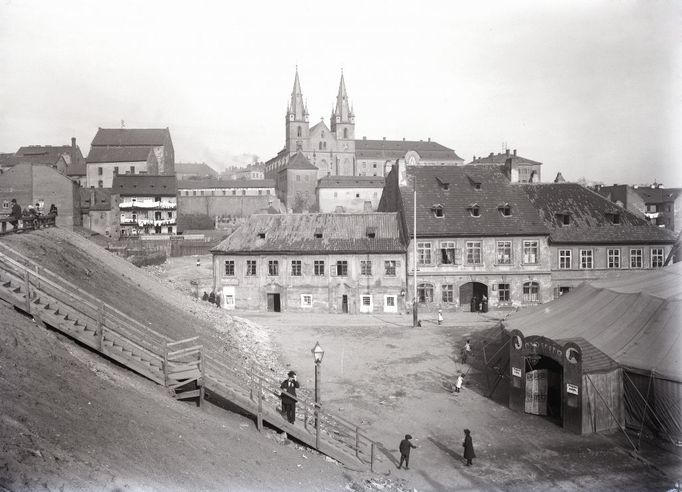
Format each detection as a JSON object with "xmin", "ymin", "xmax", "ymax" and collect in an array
[
  {"xmin": 332, "ymin": 71, "xmax": 353, "ymax": 123},
  {"xmin": 288, "ymin": 68, "xmax": 308, "ymax": 122}
]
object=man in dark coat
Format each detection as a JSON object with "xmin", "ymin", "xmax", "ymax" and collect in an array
[
  {"xmin": 397, "ymin": 434, "xmax": 417, "ymax": 470},
  {"xmin": 280, "ymin": 370, "xmax": 300, "ymax": 424},
  {"xmin": 208, "ymin": 291, "xmax": 215, "ymax": 304},
  {"xmin": 9, "ymin": 198, "xmax": 22, "ymax": 230},
  {"xmin": 462, "ymin": 429, "xmax": 476, "ymax": 466}
]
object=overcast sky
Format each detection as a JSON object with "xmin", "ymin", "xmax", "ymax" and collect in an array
[{"xmin": 1, "ymin": 0, "xmax": 680, "ymax": 185}]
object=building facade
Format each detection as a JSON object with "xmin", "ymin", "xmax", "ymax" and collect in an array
[
  {"xmin": 175, "ymin": 162, "xmax": 219, "ymax": 180},
  {"xmin": 177, "ymin": 179, "xmax": 281, "ymax": 219},
  {"xmin": 596, "ymin": 183, "xmax": 681, "ymax": 232},
  {"xmin": 0, "ymin": 163, "xmax": 81, "ymax": 228},
  {"xmin": 112, "ymin": 175, "xmax": 177, "ymax": 237},
  {"xmin": 316, "ymin": 176, "xmax": 385, "ymax": 213},
  {"xmin": 277, "ymin": 152, "xmax": 318, "ymax": 212},
  {"xmin": 521, "ymin": 183, "xmax": 678, "ymax": 295},
  {"xmin": 86, "ymin": 128, "xmax": 175, "ymax": 188},
  {"xmin": 80, "ymin": 188, "xmax": 119, "ymax": 237},
  {"xmin": 211, "ymin": 213, "xmax": 407, "ymax": 313},
  {"xmin": 378, "ymin": 162, "xmax": 552, "ymax": 311}
]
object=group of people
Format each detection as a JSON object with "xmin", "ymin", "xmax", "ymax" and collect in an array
[
  {"xmin": 397, "ymin": 430, "xmax": 475, "ymax": 470},
  {"xmin": 6, "ymin": 198, "xmax": 58, "ymax": 231},
  {"xmin": 201, "ymin": 291, "xmax": 221, "ymax": 308},
  {"xmin": 470, "ymin": 295, "xmax": 488, "ymax": 313}
]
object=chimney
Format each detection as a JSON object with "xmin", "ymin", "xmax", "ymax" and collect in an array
[
  {"xmin": 402, "ymin": 137, "xmax": 405, "ymax": 141},
  {"xmin": 489, "ymin": 152, "xmax": 494, "ymax": 158},
  {"xmin": 382, "ymin": 136, "xmax": 386, "ymax": 140},
  {"xmin": 513, "ymin": 149, "xmax": 517, "ymax": 156},
  {"xmin": 428, "ymin": 137, "xmax": 431, "ymax": 142},
  {"xmin": 505, "ymin": 149, "xmax": 510, "ymax": 157},
  {"xmin": 71, "ymin": 137, "xmax": 77, "ymax": 165}
]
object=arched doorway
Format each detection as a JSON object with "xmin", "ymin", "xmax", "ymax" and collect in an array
[
  {"xmin": 459, "ymin": 282, "xmax": 488, "ymax": 311},
  {"xmin": 524, "ymin": 355, "xmax": 563, "ymax": 423}
]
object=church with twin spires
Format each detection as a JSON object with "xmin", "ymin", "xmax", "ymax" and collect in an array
[{"xmin": 265, "ymin": 69, "xmax": 463, "ymax": 211}]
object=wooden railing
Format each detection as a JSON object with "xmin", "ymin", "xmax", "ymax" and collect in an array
[
  {"xmin": 0, "ymin": 240, "xmax": 376, "ymax": 470},
  {"xmin": 0, "ymin": 213, "xmax": 57, "ymax": 234}
]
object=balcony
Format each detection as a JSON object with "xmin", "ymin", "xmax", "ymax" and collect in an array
[{"xmin": 119, "ymin": 200, "xmax": 176, "ymax": 210}]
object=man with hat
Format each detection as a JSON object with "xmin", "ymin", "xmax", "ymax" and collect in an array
[
  {"xmin": 280, "ymin": 370, "xmax": 300, "ymax": 424},
  {"xmin": 397, "ymin": 433, "xmax": 417, "ymax": 470}
]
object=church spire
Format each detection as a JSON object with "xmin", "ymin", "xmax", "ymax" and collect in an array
[
  {"xmin": 288, "ymin": 67, "xmax": 308, "ymax": 122},
  {"xmin": 333, "ymin": 71, "xmax": 352, "ymax": 123}
]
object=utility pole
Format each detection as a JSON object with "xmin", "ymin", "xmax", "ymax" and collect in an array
[{"xmin": 413, "ymin": 186, "xmax": 418, "ymax": 327}]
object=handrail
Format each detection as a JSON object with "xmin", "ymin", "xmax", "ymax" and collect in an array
[{"xmin": 0, "ymin": 239, "xmax": 377, "ymax": 468}]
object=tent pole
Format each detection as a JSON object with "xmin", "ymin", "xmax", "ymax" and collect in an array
[
  {"xmin": 635, "ymin": 370, "xmax": 655, "ymax": 450},
  {"xmin": 586, "ymin": 374, "xmax": 638, "ymax": 452},
  {"xmin": 623, "ymin": 370, "xmax": 676, "ymax": 446}
]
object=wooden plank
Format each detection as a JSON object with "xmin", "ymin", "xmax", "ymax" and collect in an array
[
  {"xmin": 175, "ymin": 389, "xmax": 201, "ymax": 399},
  {"xmin": 166, "ymin": 336, "xmax": 199, "ymax": 347},
  {"xmin": 167, "ymin": 368, "xmax": 201, "ymax": 380},
  {"xmin": 167, "ymin": 345, "xmax": 202, "ymax": 358}
]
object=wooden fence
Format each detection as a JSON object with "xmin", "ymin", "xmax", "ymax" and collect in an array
[{"xmin": 0, "ymin": 238, "xmax": 375, "ymax": 470}]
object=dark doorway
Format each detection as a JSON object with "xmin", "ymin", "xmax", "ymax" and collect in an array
[
  {"xmin": 526, "ymin": 356, "xmax": 563, "ymax": 424},
  {"xmin": 459, "ymin": 282, "xmax": 488, "ymax": 311},
  {"xmin": 341, "ymin": 295, "xmax": 349, "ymax": 314},
  {"xmin": 267, "ymin": 293, "xmax": 281, "ymax": 312}
]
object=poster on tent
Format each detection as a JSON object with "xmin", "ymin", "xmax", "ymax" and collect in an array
[{"xmin": 525, "ymin": 369, "xmax": 548, "ymax": 415}]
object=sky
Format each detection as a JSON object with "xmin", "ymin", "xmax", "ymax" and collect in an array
[{"xmin": 1, "ymin": 0, "xmax": 680, "ymax": 185}]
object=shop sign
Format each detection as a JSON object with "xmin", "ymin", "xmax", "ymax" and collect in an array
[
  {"xmin": 512, "ymin": 367, "xmax": 522, "ymax": 377},
  {"xmin": 566, "ymin": 383, "xmax": 579, "ymax": 395}
]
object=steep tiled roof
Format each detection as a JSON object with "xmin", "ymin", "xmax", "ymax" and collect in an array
[
  {"xmin": 399, "ymin": 166, "xmax": 549, "ymax": 237},
  {"xmin": 467, "ymin": 151, "xmax": 542, "ymax": 166},
  {"xmin": 283, "ymin": 151, "xmax": 317, "ymax": 170},
  {"xmin": 112, "ymin": 174, "xmax": 177, "ymax": 196},
  {"xmin": 317, "ymin": 176, "xmax": 385, "ymax": 189},
  {"xmin": 175, "ymin": 162, "xmax": 218, "ymax": 176},
  {"xmin": 91, "ymin": 128, "xmax": 169, "ymax": 147},
  {"xmin": 521, "ymin": 183, "xmax": 678, "ymax": 244},
  {"xmin": 86, "ymin": 146, "xmax": 152, "ymax": 163},
  {"xmin": 15, "ymin": 145, "xmax": 82, "ymax": 166},
  {"xmin": 0, "ymin": 152, "xmax": 17, "ymax": 167},
  {"xmin": 178, "ymin": 179, "xmax": 275, "ymax": 189},
  {"xmin": 212, "ymin": 213, "xmax": 404, "ymax": 254},
  {"xmin": 355, "ymin": 139, "xmax": 463, "ymax": 162}
]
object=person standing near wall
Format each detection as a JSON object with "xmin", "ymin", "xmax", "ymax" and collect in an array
[
  {"xmin": 462, "ymin": 429, "xmax": 476, "ymax": 466},
  {"xmin": 9, "ymin": 199, "xmax": 22, "ymax": 231}
]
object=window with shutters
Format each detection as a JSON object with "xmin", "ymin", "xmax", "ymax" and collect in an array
[{"xmin": 440, "ymin": 241, "xmax": 458, "ymax": 265}]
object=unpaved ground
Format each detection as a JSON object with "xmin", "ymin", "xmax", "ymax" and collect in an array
[{"xmin": 0, "ymin": 305, "xmax": 352, "ymax": 491}]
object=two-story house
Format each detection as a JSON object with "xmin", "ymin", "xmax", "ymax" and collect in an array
[
  {"xmin": 521, "ymin": 183, "xmax": 678, "ymax": 296},
  {"xmin": 112, "ymin": 174, "xmax": 177, "ymax": 237},
  {"xmin": 211, "ymin": 213, "xmax": 406, "ymax": 313},
  {"xmin": 378, "ymin": 162, "xmax": 551, "ymax": 311}
]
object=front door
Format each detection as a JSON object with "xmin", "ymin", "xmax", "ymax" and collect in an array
[
  {"xmin": 341, "ymin": 294, "xmax": 348, "ymax": 314},
  {"xmin": 267, "ymin": 293, "xmax": 281, "ymax": 312}
]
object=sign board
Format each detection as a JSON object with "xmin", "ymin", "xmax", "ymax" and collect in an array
[
  {"xmin": 525, "ymin": 369, "xmax": 548, "ymax": 416},
  {"xmin": 512, "ymin": 367, "xmax": 522, "ymax": 377},
  {"xmin": 566, "ymin": 383, "xmax": 579, "ymax": 395}
]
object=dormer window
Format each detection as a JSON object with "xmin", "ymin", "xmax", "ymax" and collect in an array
[
  {"xmin": 257, "ymin": 232, "xmax": 266, "ymax": 239},
  {"xmin": 467, "ymin": 203, "xmax": 480, "ymax": 217},
  {"xmin": 366, "ymin": 227, "xmax": 376, "ymax": 239},
  {"xmin": 498, "ymin": 203, "xmax": 512, "ymax": 216},
  {"xmin": 556, "ymin": 212, "xmax": 571, "ymax": 226},
  {"xmin": 436, "ymin": 177, "xmax": 450, "ymax": 190},
  {"xmin": 432, "ymin": 204, "xmax": 445, "ymax": 218},
  {"xmin": 606, "ymin": 212, "xmax": 621, "ymax": 225},
  {"xmin": 473, "ymin": 182, "xmax": 481, "ymax": 190},
  {"xmin": 314, "ymin": 227, "xmax": 323, "ymax": 239}
]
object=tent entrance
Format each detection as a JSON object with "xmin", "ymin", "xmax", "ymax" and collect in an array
[{"xmin": 525, "ymin": 357, "xmax": 563, "ymax": 424}]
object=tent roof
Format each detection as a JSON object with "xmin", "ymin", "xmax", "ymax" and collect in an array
[{"xmin": 504, "ymin": 263, "xmax": 682, "ymax": 381}]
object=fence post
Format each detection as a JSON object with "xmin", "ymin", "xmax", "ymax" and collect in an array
[
  {"xmin": 257, "ymin": 376, "xmax": 263, "ymax": 432},
  {"xmin": 24, "ymin": 270, "xmax": 31, "ymax": 314},
  {"xmin": 370, "ymin": 443, "xmax": 375, "ymax": 473},
  {"xmin": 355, "ymin": 426, "xmax": 360, "ymax": 458},
  {"xmin": 98, "ymin": 304, "xmax": 105, "ymax": 351},
  {"xmin": 199, "ymin": 348, "xmax": 205, "ymax": 408}
]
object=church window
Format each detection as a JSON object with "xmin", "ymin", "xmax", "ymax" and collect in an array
[
  {"xmin": 297, "ymin": 126, "xmax": 302, "ymax": 137},
  {"xmin": 343, "ymin": 128, "xmax": 348, "ymax": 139}
]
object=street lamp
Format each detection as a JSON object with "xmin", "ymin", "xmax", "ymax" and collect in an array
[{"xmin": 311, "ymin": 341, "xmax": 324, "ymax": 449}]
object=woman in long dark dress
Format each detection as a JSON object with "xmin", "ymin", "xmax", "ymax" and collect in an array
[{"xmin": 462, "ymin": 429, "xmax": 476, "ymax": 466}]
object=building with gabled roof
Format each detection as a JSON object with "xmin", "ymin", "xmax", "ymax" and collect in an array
[
  {"xmin": 520, "ymin": 182, "xmax": 678, "ymax": 295},
  {"xmin": 356, "ymin": 137, "xmax": 464, "ymax": 176},
  {"xmin": 378, "ymin": 162, "xmax": 552, "ymax": 311},
  {"xmin": 111, "ymin": 174, "xmax": 177, "ymax": 237},
  {"xmin": 468, "ymin": 149, "xmax": 542, "ymax": 183},
  {"xmin": 317, "ymin": 176, "xmax": 385, "ymax": 213},
  {"xmin": 595, "ymin": 183, "xmax": 682, "ymax": 232},
  {"xmin": 175, "ymin": 162, "xmax": 219, "ymax": 180},
  {"xmin": 86, "ymin": 127, "xmax": 175, "ymax": 188},
  {"xmin": 211, "ymin": 212, "xmax": 406, "ymax": 313},
  {"xmin": 275, "ymin": 151, "xmax": 318, "ymax": 212}
]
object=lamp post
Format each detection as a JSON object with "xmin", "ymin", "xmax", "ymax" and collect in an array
[{"xmin": 311, "ymin": 341, "xmax": 324, "ymax": 450}]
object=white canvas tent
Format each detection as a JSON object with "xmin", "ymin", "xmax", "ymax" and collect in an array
[{"xmin": 504, "ymin": 263, "xmax": 681, "ymax": 442}]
